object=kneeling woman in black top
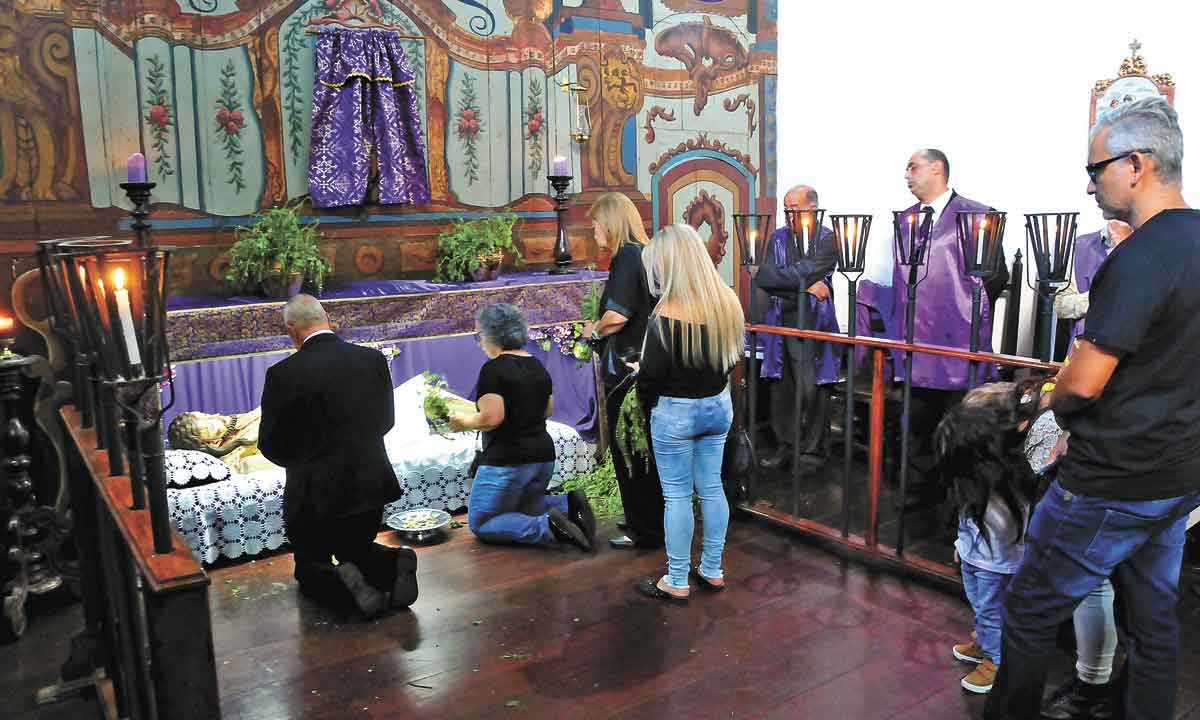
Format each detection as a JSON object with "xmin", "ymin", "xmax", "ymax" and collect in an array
[
  {"xmin": 450, "ymin": 303, "xmax": 595, "ymax": 551},
  {"xmin": 633, "ymin": 224, "xmax": 745, "ymax": 604}
]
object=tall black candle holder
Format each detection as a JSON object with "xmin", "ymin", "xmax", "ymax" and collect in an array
[
  {"xmin": 548, "ymin": 175, "xmax": 573, "ymax": 274},
  {"xmin": 118, "ymin": 182, "xmax": 156, "ymax": 249},
  {"xmin": 955, "ymin": 210, "xmax": 1008, "ymax": 388}
]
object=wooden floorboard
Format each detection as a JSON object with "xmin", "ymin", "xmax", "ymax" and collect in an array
[{"xmin": 9, "ymin": 513, "xmax": 1200, "ymax": 718}]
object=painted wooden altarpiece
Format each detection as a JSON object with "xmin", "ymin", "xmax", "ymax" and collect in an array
[{"xmin": 0, "ymin": 0, "xmax": 778, "ymax": 295}]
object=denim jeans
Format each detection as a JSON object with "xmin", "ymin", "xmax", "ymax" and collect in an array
[
  {"xmin": 650, "ymin": 390, "xmax": 733, "ymax": 589},
  {"xmin": 984, "ymin": 479, "xmax": 1200, "ymax": 720},
  {"xmin": 960, "ymin": 561, "xmax": 1012, "ymax": 664},
  {"xmin": 467, "ymin": 461, "xmax": 564, "ymax": 545}
]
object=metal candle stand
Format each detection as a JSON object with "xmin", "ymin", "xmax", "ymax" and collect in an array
[
  {"xmin": 783, "ymin": 208, "xmax": 825, "ymax": 494},
  {"xmin": 830, "ymin": 214, "xmax": 873, "ymax": 537},
  {"xmin": 891, "ymin": 207, "xmax": 934, "ymax": 555},
  {"xmin": 955, "ymin": 211, "xmax": 1008, "ymax": 388},
  {"xmin": 35, "ymin": 183, "xmax": 178, "ymax": 554},
  {"xmin": 1025, "ymin": 213, "xmax": 1079, "ymax": 362},
  {"xmin": 733, "ymin": 212, "xmax": 774, "ymax": 502},
  {"xmin": 547, "ymin": 175, "xmax": 574, "ymax": 274}
]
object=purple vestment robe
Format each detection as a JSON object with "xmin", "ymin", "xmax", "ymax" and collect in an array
[
  {"xmin": 886, "ymin": 193, "xmax": 998, "ymax": 390},
  {"xmin": 1070, "ymin": 230, "xmax": 1109, "ymax": 343},
  {"xmin": 759, "ymin": 225, "xmax": 841, "ymax": 384},
  {"xmin": 309, "ymin": 29, "xmax": 431, "ymax": 208}
]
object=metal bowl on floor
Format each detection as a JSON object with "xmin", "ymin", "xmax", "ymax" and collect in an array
[{"xmin": 386, "ymin": 508, "xmax": 452, "ymax": 543}]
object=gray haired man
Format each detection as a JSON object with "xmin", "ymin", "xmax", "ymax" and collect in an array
[{"xmin": 986, "ymin": 98, "xmax": 1200, "ymax": 719}]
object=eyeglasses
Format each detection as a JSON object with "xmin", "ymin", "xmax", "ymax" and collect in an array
[{"xmin": 1086, "ymin": 148, "xmax": 1153, "ymax": 183}]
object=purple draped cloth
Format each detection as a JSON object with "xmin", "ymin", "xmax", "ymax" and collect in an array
[
  {"xmin": 162, "ymin": 333, "xmax": 598, "ymax": 442},
  {"xmin": 886, "ymin": 193, "xmax": 998, "ymax": 389},
  {"xmin": 309, "ymin": 29, "xmax": 430, "ymax": 208},
  {"xmin": 1070, "ymin": 230, "xmax": 1109, "ymax": 345},
  {"xmin": 759, "ymin": 226, "xmax": 841, "ymax": 384}
]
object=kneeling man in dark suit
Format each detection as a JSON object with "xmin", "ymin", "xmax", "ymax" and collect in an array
[{"xmin": 259, "ymin": 294, "xmax": 418, "ymax": 618}]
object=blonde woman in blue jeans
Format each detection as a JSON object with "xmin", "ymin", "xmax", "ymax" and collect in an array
[{"xmin": 630, "ymin": 224, "xmax": 745, "ymax": 604}]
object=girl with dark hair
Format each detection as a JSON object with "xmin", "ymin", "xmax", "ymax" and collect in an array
[{"xmin": 935, "ymin": 382, "xmax": 1039, "ymax": 694}]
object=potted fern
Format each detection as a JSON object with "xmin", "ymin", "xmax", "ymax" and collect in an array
[
  {"xmin": 226, "ymin": 201, "xmax": 331, "ymax": 297},
  {"xmin": 434, "ymin": 210, "xmax": 522, "ymax": 282}
]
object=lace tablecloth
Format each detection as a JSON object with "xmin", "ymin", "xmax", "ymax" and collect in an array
[{"xmin": 167, "ymin": 421, "xmax": 594, "ymax": 564}]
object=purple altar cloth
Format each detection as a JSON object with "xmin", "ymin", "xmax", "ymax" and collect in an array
[
  {"xmin": 167, "ymin": 270, "xmax": 607, "ymax": 361},
  {"xmin": 168, "ymin": 270, "xmax": 607, "ymax": 311},
  {"xmin": 161, "ymin": 332, "xmax": 598, "ymax": 442}
]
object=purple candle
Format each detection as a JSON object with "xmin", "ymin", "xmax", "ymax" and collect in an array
[
  {"xmin": 126, "ymin": 152, "xmax": 147, "ymax": 183},
  {"xmin": 550, "ymin": 155, "xmax": 570, "ymax": 177}
]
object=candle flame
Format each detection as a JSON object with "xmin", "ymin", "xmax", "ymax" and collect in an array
[
  {"xmin": 908, "ymin": 214, "xmax": 915, "ymax": 224},
  {"xmin": 113, "ymin": 267, "xmax": 126, "ymax": 291},
  {"xmin": 79, "ymin": 266, "xmax": 86, "ymax": 282},
  {"xmin": 981, "ymin": 219, "xmax": 988, "ymax": 229},
  {"xmin": 0, "ymin": 316, "xmax": 12, "ymax": 330},
  {"xmin": 801, "ymin": 216, "xmax": 810, "ymax": 227}
]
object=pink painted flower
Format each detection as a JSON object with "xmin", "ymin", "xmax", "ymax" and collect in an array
[
  {"xmin": 217, "ymin": 107, "xmax": 230, "ymax": 125},
  {"xmin": 148, "ymin": 104, "xmax": 170, "ymax": 126}
]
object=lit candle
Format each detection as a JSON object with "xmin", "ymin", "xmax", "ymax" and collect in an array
[
  {"xmin": 801, "ymin": 216, "xmax": 810, "ymax": 253},
  {"xmin": 0, "ymin": 315, "xmax": 14, "ymax": 338},
  {"xmin": 977, "ymin": 218, "xmax": 987, "ymax": 265},
  {"xmin": 126, "ymin": 152, "xmax": 147, "ymax": 183},
  {"xmin": 908, "ymin": 214, "xmax": 917, "ymax": 258},
  {"xmin": 748, "ymin": 229, "xmax": 757, "ymax": 264},
  {"xmin": 112, "ymin": 268, "xmax": 142, "ymax": 369},
  {"xmin": 550, "ymin": 155, "xmax": 570, "ymax": 176}
]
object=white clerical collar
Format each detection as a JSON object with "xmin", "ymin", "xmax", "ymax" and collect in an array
[
  {"xmin": 922, "ymin": 188, "xmax": 954, "ymax": 225},
  {"xmin": 301, "ymin": 329, "xmax": 334, "ymax": 346}
]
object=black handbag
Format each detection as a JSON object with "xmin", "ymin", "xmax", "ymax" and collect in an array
[{"xmin": 721, "ymin": 428, "xmax": 756, "ymax": 504}]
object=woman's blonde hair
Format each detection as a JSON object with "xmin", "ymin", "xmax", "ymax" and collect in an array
[
  {"xmin": 587, "ymin": 192, "xmax": 648, "ymax": 253},
  {"xmin": 641, "ymin": 223, "xmax": 745, "ymax": 373}
]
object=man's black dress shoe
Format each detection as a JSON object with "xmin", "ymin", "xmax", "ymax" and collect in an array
[{"xmin": 759, "ymin": 447, "xmax": 792, "ymax": 470}]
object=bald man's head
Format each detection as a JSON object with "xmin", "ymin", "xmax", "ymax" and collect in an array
[
  {"xmin": 282, "ymin": 294, "xmax": 330, "ymax": 347},
  {"xmin": 783, "ymin": 185, "xmax": 819, "ymax": 210}
]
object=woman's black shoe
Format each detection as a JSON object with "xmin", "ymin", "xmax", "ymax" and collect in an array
[
  {"xmin": 689, "ymin": 568, "xmax": 726, "ymax": 593},
  {"xmin": 633, "ymin": 577, "xmax": 688, "ymax": 605},
  {"xmin": 567, "ymin": 490, "xmax": 596, "ymax": 547},
  {"xmin": 548, "ymin": 509, "xmax": 592, "ymax": 551}
]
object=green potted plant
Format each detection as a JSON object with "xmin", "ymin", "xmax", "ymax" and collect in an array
[
  {"xmin": 434, "ymin": 210, "xmax": 523, "ymax": 282},
  {"xmin": 225, "ymin": 201, "xmax": 331, "ymax": 297}
]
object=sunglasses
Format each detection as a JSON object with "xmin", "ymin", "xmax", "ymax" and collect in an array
[{"xmin": 1086, "ymin": 148, "xmax": 1153, "ymax": 183}]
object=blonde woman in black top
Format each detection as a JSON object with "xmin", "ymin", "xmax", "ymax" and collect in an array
[
  {"xmin": 585, "ymin": 192, "xmax": 664, "ymax": 550},
  {"xmin": 632, "ymin": 224, "xmax": 745, "ymax": 604}
]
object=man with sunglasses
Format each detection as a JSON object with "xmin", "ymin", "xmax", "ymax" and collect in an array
[{"xmin": 987, "ymin": 97, "xmax": 1200, "ymax": 720}]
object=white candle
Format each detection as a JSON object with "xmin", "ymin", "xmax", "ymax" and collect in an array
[
  {"xmin": 551, "ymin": 155, "xmax": 569, "ymax": 176},
  {"xmin": 908, "ymin": 214, "xmax": 917, "ymax": 257},
  {"xmin": 748, "ymin": 229, "xmax": 757, "ymax": 264},
  {"xmin": 977, "ymin": 218, "xmax": 986, "ymax": 265},
  {"xmin": 112, "ymin": 268, "xmax": 142, "ymax": 369},
  {"xmin": 801, "ymin": 217, "xmax": 810, "ymax": 253}
]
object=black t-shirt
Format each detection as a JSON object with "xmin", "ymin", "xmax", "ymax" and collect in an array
[
  {"xmin": 599, "ymin": 243, "xmax": 653, "ymax": 379},
  {"xmin": 474, "ymin": 354, "xmax": 556, "ymax": 466},
  {"xmin": 638, "ymin": 317, "xmax": 731, "ymax": 405},
  {"xmin": 1057, "ymin": 208, "xmax": 1200, "ymax": 500}
]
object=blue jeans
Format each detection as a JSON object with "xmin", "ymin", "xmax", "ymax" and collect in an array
[
  {"xmin": 650, "ymin": 390, "xmax": 733, "ymax": 589},
  {"xmin": 961, "ymin": 561, "xmax": 1012, "ymax": 664},
  {"xmin": 985, "ymin": 479, "xmax": 1200, "ymax": 720},
  {"xmin": 467, "ymin": 461, "xmax": 564, "ymax": 545}
]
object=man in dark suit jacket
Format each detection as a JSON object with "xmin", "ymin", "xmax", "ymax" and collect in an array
[{"xmin": 259, "ymin": 294, "xmax": 417, "ymax": 618}]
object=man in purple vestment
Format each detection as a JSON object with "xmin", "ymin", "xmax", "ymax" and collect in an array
[
  {"xmin": 1054, "ymin": 220, "xmax": 1132, "ymax": 350},
  {"xmin": 888, "ymin": 149, "xmax": 1006, "ymax": 507},
  {"xmin": 756, "ymin": 184, "xmax": 841, "ymax": 469}
]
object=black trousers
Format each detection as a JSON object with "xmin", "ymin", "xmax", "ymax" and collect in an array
[
  {"xmin": 905, "ymin": 387, "xmax": 965, "ymax": 501},
  {"xmin": 289, "ymin": 508, "xmax": 398, "ymax": 609},
  {"xmin": 769, "ymin": 333, "xmax": 832, "ymax": 457},
  {"xmin": 605, "ymin": 377, "xmax": 664, "ymax": 547}
]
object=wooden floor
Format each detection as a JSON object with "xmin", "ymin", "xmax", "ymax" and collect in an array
[{"xmin": 10, "ymin": 514, "xmax": 1200, "ymax": 719}]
